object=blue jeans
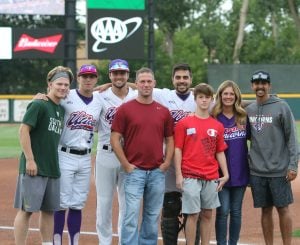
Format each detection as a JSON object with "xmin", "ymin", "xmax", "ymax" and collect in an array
[
  {"xmin": 215, "ymin": 186, "xmax": 246, "ymax": 245},
  {"xmin": 121, "ymin": 168, "xmax": 165, "ymax": 245}
]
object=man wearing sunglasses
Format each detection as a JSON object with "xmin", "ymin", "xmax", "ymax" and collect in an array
[{"xmin": 246, "ymin": 70, "xmax": 298, "ymax": 245}]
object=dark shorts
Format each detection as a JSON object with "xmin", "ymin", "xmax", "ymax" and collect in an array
[
  {"xmin": 249, "ymin": 175, "xmax": 293, "ymax": 208},
  {"xmin": 14, "ymin": 174, "xmax": 60, "ymax": 212}
]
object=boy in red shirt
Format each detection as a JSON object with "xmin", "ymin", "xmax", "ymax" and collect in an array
[{"xmin": 174, "ymin": 83, "xmax": 229, "ymax": 245}]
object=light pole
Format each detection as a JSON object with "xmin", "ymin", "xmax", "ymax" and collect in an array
[{"xmin": 64, "ymin": 0, "xmax": 77, "ymax": 88}]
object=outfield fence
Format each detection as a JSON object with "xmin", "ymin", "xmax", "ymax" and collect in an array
[{"xmin": 1, "ymin": 94, "xmax": 300, "ymax": 123}]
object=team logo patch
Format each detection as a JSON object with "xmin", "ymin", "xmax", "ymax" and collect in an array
[
  {"xmin": 249, "ymin": 115, "xmax": 273, "ymax": 132},
  {"xmin": 66, "ymin": 111, "xmax": 96, "ymax": 131},
  {"xmin": 207, "ymin": 129, "xmax": 217, "ymax": 137},
  {"xmin": 105, "ymin": 107, "xmax": 117, "ymax": 125}
]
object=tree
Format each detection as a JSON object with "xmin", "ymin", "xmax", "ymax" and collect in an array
[
  {"xmin": 287, "ymin": 0, "xmax": 300, "ymax": 39},
  {"xmin": 154, "ymin": 0, "xmax": 193, "ymax": 59},
  {"xmin": 154, "ymin": 28, "xmax": 207, "ymax": 87},
  {"xmin": 233, "ymin": 0, "xmax": 249, "ymax": 64}
]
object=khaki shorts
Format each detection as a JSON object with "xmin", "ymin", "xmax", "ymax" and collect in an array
[
  {"xmin": 14, "ymin": 174, "xmax": 60, "ymax": 212},
  {"xmin": 182, "ymin": 178, "xmax": 220, "ymax": 214}
]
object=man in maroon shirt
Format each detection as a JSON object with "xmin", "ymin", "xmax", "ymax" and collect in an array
[{"xmin": 110, "ymin": 67, "xmax": 174, "ymax": 245}]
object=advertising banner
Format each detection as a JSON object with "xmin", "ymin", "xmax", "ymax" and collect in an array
[
  {"xmin": 13, "ymin": 28, "xmax": 65, "ymax": 59},
  {"xmin": 0, "ymin": 100, "xmax": 9, "ymax": 122},
  {"xmin": 0, "ymin": 27, "xmax": 12, "ymax": 60},
  {"xmin": 0, "ymin": 0, "xmax": 64, "ymax": 15},
  {"xmin": 87, "ymin": 9, "xmax": 144, "ymax": 59},
  {"xmin": 13, "ymin": 100, "xmax": 31, "ymax": 122}
]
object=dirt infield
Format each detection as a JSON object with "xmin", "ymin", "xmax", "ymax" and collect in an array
[{"xmin": 0, "ymin": 157, "xmax": 299, "ymax": 245}]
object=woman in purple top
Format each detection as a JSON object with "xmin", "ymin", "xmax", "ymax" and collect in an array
[{"xmin": 212, "ymin": 80, "xmax": 250, "ymax": 245}]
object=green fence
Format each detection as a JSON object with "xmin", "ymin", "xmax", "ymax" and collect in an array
[
  {"xmin": 242, "ymin": 94, "xmax": 300, "ymax": 120},
  {"xmin": 1, "ymin": 94, "xmax": 300, "ymax": 122}
]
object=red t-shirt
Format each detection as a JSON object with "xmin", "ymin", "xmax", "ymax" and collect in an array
[
  {"xmin": 111, "ymin": 99, "xmax": 174, "ymax": 170},
  {"xmin": 175, "ymin": 115, "xmax": 227, "ymax": 180}
]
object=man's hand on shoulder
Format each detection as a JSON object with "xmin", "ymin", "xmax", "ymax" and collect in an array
[
  {"xmin": 94, "ymin": 83, "xmax": 112, "ymax": 92},
  {"xmin": 33, "ymin": 93, "xmax": 48, "ymax": 101}
]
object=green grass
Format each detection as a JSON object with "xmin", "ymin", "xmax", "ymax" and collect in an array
[
  {"xmin": 293, "ymin": 229, "xmax": 300, "ymax": 237},
  {"xmin": 0, "ymin": 124, "xmax": 20, "ymax": 158},
  {"xmin": 1, "ymin": 122, "xmax": 300, "ymax": 158},
  {"xmin": 0, "ymin": 124, "xmax": 98, "ymax": 158}
]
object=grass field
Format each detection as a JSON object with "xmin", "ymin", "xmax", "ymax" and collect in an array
[
  {"xmin": 0, "ymin": 124, "xmax": 21, "ymax": 158},
  {"xmin": 0, "ymin": 124, "xmax": 98, "ymax": 158},
  {"xmin": 1, "ymin": 123, "xmax": 300, "ymax": 158}
]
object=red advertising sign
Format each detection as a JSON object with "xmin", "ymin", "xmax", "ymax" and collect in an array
[
  {"xmin": 13, "ymin": 28, "xmax": 65, "ymax": 59},
  {"xmin": 14, "ymin": 34, "xmax": 63, "ymax": 53}
]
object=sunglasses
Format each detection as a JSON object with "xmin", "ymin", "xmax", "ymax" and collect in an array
[
  {"xmin": 109, "ymin": 63, "xmax": 129, "ymax": 71},
  {"xmin": 252, "ymin": 73, "xmax": 269, "ymax": 81},
  {"xmin": 80, "ymin": 67, "xmax": 97, "ymax": 74}
]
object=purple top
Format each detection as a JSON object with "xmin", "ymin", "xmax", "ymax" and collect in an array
[{"xmin": 217, "ymin": 113, "xmax": 250, "ymax": 187}]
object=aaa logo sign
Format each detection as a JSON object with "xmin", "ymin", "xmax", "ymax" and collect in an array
[
  {"xmin": 90, "ymin": 17, "xmax": 142, "ymax": 53},
  {"xmin": 87, "ymin": 9, "xmax": 144, "ymax": 59}
]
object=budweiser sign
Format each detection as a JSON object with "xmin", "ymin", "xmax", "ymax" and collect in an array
[{"xmin": 14, "ymin": 34, "xmax": 62, "ymax": 53}]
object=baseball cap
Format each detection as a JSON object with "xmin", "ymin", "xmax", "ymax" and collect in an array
[
  {"xmin": 78, "ymin": 64, "xmax": 98, "ymax": 77},
  {"xmin": 251, "ymin": 70, "xmax": 270, "ymax": 83},
  {"xmin": 109, "ymin": 59, "xmax": 129, "ymax": 72}
]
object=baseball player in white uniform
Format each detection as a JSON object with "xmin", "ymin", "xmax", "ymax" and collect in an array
[
  {"xmin": 53, "ymin": 65, "xmax": 102, "ymax": 245},
  {"xmin": 152, "ymin": 63, "xmax": 200, "ymax": 245},
  {"xmin": 94, "ymin": 59, "xmax": 137, "ymax": 245}
]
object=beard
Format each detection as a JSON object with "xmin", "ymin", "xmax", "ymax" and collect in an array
[
  {"xmin": 176, "ymin": 85, "xmax": 189, "ymax": 94},
  {"xmin": 113, "ymin": 80, "xmax": 126, "ymax": 89}
]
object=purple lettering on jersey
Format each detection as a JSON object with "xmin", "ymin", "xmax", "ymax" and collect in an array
[
  {"xmin": 66, "ymin": 111, "xmax": 96, "ymax": 131},
  {"xmin": 105, "ymin": 107, "xmax": 117, "ymax": 125},
  {"xmin": 170, "ymin": 110, "xmax": 191, "ymax": 124}
]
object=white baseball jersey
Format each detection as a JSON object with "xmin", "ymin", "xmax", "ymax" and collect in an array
[
  {"xmin": 153, "ymin": 88, "xmax": 196, "ymax": 192},
  {"xmin": 59, "ymin": 89, "xmax": 102, "ymax": 149},
  {"xmin": 94, "ymin": 87, "xmax": 136, "ymax": 244},
  {"xmin": 153, "ymin": 88, "xmax": 196, "ymax": 123},
  {"xmin": 95, "ymin": 87, "xmax": 137, "ymax": 146}
]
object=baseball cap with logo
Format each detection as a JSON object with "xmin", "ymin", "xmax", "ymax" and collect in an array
[
  {"xmin": 109, "ymin": 59, "xmax": 129, "ymax": 72},
  {"xmin": 251, "ymin": 70, "xmax": 270, "ymax": 83},
  {"xmin": 78, "ymin": 64, "xmax": 98, "ymax": 77}
]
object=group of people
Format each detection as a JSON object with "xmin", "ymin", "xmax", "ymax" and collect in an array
[{"xmin": 13, "ymin": 60, "xmax": 298, "ymax": 245}]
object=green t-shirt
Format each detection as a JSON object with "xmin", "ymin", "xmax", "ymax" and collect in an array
[{"xmin": 19, "ymin": 98, "xmax": 65, "ymax": 178}]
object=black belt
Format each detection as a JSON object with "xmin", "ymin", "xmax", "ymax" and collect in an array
[
  {"xmin": 102, "ymin": 144, "xmax": 113, "ymax": 152},
  {"xmin": 61, "ymin": 147, "xmax": 91, "ymax": 155}
]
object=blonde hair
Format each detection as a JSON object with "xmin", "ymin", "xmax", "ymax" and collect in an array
[
  {"xmin": 135, "ymin": 67, "xmax": 155, "ymax": 81},
  {"xmin": 211, "ymin": 80, "xmax": 247, "ymax": 126},
  {"xmin": 47, "ymin": 66, "xmax": 74, "ymax": 84}
]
